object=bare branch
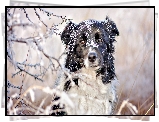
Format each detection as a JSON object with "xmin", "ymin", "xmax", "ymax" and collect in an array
[{"xmin": 21, "ymin": 8, "xmax": 34, "ymax": 24}]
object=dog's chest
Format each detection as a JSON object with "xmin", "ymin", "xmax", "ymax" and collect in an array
[
  {"xmin": 65, "ymin": 68, "xmax": 113, "ymax": 114},
  {"xmin": 75, "ymin": 68, "xmax": 108, "ymax": 98}
]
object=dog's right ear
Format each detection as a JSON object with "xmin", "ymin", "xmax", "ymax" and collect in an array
[{"xmin": 61, "ymin": 21, "xmax": 76, "ymax": 45}]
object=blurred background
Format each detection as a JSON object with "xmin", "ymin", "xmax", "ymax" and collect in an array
[{"xmin": 7, "ymin": 7, "xmax": 154, "ymax": 115}]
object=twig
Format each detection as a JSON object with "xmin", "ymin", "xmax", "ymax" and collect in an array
[
  {"xmin": 17, "ymin": 65, "xmax": 43, "ymax": 82},
  {"xmin": 34, "ymin": 8, "xmax": 47, "ymax": 28},
  {"xmin": 140, "ymin": 103, "xmax": 154, "ymax": 120},
  {"xmin": 21, "ymin": 8, "xmax": 34, "ymax": 24}
]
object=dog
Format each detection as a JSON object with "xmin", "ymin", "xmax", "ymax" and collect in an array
[{"xmin": 51, "ymin": 16, "xmax": 119, "ymax": 115}]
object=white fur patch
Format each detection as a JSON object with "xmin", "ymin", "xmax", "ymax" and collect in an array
[{"xmin": 57, "ymin": 67, "xmax": 117, "ymax": 115}]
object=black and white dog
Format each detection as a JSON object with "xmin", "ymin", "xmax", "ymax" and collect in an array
[{"xmin": 52, "ymin": 16, "xmax": 119, "ymax": 115}]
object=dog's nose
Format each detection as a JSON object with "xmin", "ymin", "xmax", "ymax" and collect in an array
[{"xmin": 88, "ymin": 52, "xmax": 97, "ymax": 62}]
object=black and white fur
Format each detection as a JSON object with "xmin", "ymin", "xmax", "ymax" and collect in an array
[{"xmin": 53, "ymin": 16, "xmax": 119, "ymax": 115}]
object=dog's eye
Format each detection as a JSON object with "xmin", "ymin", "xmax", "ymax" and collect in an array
[
  {"xmin": 66, "ymin": 34, "xmax": 70, "ymax": 38},
  {"xmin": 80, "ymin": 40, "xmax": 86, "ymax": 45},
  {"xmin": 95, "ymin": 33, "xmax": 103, "ymax": 43},
  {"xmin": 97, "ymin": 39, "xmax": 103, "ymax": 43},
  {"xmin": 96, "ymin": 38, "xmax": 103, "ymax": 44},
  {"xmin": 95, "ymin": 33, "xmax": 99, "ymax": 40}
]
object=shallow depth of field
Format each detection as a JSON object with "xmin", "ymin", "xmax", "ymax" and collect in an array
[{"xmin": 6, "ymin": 6, "xmax": 154, "ymax": 120}]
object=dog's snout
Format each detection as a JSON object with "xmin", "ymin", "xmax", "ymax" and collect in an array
[{"xmin": 88, "ymin": 52, "xmax": 97, "ymax": 62}]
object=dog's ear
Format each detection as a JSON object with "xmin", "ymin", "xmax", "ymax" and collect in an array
[
  {"xmin": 61, "ymin": 21, "xmax": 76, "ymax": 45},
  {"xmin": 103, "ymin": 16, "xmax": 119, "ymax": 37},
  {"xmin": 101, "ymin": 16, "xmax": 119, "ymax": 84}
]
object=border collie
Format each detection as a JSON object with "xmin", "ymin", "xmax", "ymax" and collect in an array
[{"xmin": 52, "ymin": 16, "xmax": 119, "ymax": 115}]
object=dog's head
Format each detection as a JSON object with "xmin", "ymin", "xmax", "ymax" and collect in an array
[{"xmin": 61, "ymin": 16, "xmax": 119, "ymax": 83}]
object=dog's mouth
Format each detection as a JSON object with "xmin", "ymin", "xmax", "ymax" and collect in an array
[
  {"xmin": 80, "ymin": 60, "xmax": 99, "ymax": 69},
  {"xmin": 84, "ymin": 58, "xmax": 101, "ymax": 69},
  {"xmin": 89, "ymin": 63, "xmax": 99, "ymax": 67}
]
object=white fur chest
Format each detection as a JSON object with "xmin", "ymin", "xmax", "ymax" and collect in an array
[{"xmin": 58, "ymin": 67, "xmax": 117, "ymax": 115}]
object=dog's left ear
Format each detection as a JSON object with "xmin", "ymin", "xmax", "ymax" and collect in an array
[
  {"xmin": 101, "ymin": 16, "xmax": 119, "ymax": 84},
  {"xmin": 103, "ymin": 16, "xmax": 119, "ymax": 37},
  {"xmin": 61, "ymin": 21, "xmax": 77, "ymax": 45}
]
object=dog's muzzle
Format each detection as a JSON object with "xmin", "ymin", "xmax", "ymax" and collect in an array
[{"xmin": 84, "ymin": 46, "xmax": 103, "ymax": 68}]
